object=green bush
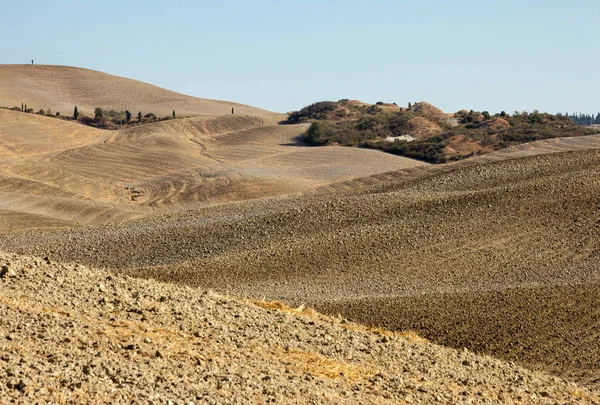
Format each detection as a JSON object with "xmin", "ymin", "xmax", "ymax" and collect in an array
[
  {"xmin": 286, "ymin": 101, "xmax": 338, "ymax": 124},
  {"xmin": 304, "ymin": 122, "xmax": 331, "ymax": 145}
]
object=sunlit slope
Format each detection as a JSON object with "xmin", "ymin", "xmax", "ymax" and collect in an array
[
  {"xmin": 0, "ymin": 108, "xmax": 104, "ymax": 157},
  {"xmin": 0, "ymin": 110, "xmax": 427, "ymax": 229},
  {"xmin": 0, "ymin": 64, "xmax": 279, "ymax": 118},
  {"xmin": 9, "ymin": 147, "xmax": 600, "ymax": 386}
]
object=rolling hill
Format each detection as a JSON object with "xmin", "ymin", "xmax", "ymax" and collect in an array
[
  {"xmin": 5, "ymin": 145, "xmax": 599, "ymax": 391},
  {"xmin": 2, "ymin": 252, "xmax": 597, "ymax": 403},
  {"xmin": 285, "ymin": 99, "xmax": 599, "ymax": 163},
  {"xmin": 2, "ymin": 64, "xmax": 600, "ymax": 402},
  {"xmin": 0, "ymin": 64, "xmax": 277, "ymax": 118},
  {"xmin": 0, "ymin": 106, "xmax": 427, "ymax": 231}
]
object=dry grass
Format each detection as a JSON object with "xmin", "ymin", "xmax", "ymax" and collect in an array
[
  {"xmin": 251, "ymin": 299, "xmax": 426, "ymax": 342},
  {"xmin": 409, "ymin": 102, "xmax": 447, "ymax": 117},
  {"xmin": 405, "ymin": 116, "xmax": 444, "ymax": 139},
  {"xmin": 273, "ymin": 346, "xmax": 378, "ymax": 383}
]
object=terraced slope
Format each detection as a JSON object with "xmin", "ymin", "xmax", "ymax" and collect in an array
[
  {"xmin": 0, "ymin": 109, "xmax": 426, "ymax": 230},
  {"xmin": 0, "ymin": 64, "xmax": 277, "ymax": 118},
  {"xmin": 1, "ymin": 253, "xmax": 598, "ymax": 404},
  {"xmin": 4, "ymin": 147, "xmax": 599, "ymax": 389}
]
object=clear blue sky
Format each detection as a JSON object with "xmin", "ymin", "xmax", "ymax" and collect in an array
[{"xmin": 2, "ymin": 0, "xmax": 599, "ymax": 114}]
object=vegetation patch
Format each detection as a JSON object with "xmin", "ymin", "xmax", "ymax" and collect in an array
[
  {"xmin": 1, "ymin": 105, "xmax": 182, "ymax": 130},
  {"xmin": 283, "ymin": 100, "xmax": 600, "ymax": 163}
]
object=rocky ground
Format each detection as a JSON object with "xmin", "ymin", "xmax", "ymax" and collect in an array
[{"xmin": 1, "ymin": 252, "xmax": 599, "ymax": 404}]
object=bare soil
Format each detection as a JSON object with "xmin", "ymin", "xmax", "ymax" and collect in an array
[
  {"xmin": 1, "ymin": 253, "xmax": 598, "ymax": 404},
  {"xmin": 2, "ymin": 147, "xmax": 599, "ymax": 393}
]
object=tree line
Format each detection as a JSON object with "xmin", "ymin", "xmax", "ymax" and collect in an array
[{"xmin": 564, "ymin": 112, "xmax": 600, "ymax": 126}]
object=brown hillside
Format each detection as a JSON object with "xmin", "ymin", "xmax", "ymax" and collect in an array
[
  {"xmin": 408, "ymin": 101, "xmax": 446, "ymax": 117},
  {"xmin": 0, "ymin": 109, "xmax": 426, "ymax": 230},
  {"xmin": 7, "ymin": 145, "xmax": 600, "ymax": 390},
  {"xmin": 482, "ymin": 117, "xmax": 510, "ymax": 129},
  {"xmin": 405, "ymin": 117, "xmax": 444, "ymax": 139},
  {"xmin": 2, "ymin": 253, "xmax": 596, "ymax": 403},
  {"xmin": 0, "ymin": 64, "xmax": 279, "ymax": 118}
]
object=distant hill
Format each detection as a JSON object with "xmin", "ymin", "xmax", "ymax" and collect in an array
[
  {"xmin": 285, "ymin": 100, "xmax": 599, "ymax": 163},
  {"xmin": 0, "ymin": 64, "xmax": 278, "ymax": 119}
]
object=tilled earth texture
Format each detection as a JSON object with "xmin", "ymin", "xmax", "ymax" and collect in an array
[
  {"xmin": 1, "ymin": 253, "xmax": 598, "ymax": 404},
  {"xmin": 3, "ymin": 148, "xmax": 599, "ymax": 394}
]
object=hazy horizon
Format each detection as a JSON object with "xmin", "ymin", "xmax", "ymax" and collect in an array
[{"xmin": 2, "ymin": 0, "xmax": 599, "ymax": 115}]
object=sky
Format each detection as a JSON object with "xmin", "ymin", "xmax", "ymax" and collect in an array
[{"xmin": 2, "ymin": 0, "xmax": 599, "ymax": 114}]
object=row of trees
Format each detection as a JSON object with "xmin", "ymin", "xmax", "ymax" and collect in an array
[
  {"xmin": 88, "ymin": 107, "xmax": 176, "ymax": 122},
  {"xmin": 8, "ymin": 103, "xmax": 179, "ymax": 130},
  {"xmin": 71, "ymin": 107, "xmax": 177, "ymax": 129},
  {"xmin": 564, "ymin": 112, "xmax": 600, "ymax": 126},
  {"xmin": 11, "ymin": 103, "xmax": 62, "ymax": 117}
]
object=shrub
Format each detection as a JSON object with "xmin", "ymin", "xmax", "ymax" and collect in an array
[
  {"xmin": 286, "ymin": 101, "xmax": 338, "ymax": 124},
  {"xmin": 387, "ymin": 111, "xmax": 415, "ymax": 135},
  {"xmin": 94, "ymin": 107, "xmax": 104, "ymax": 121},
  {"xmin": 79, "ymin": 115, "xmax": 94, "ymax": 126},
  {"xmin": 366, "ymin": 105, "xmax": 382, "ymax": 115},
  {"xmin": 304, "ymin": 122, "xmax": 331, "ymax": 145}
]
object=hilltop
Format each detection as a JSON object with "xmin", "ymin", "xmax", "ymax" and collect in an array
[
  {"xmin": 0, "ymin": 64, "xmax": 277, "ymax": 118},
  {"xmin": 1, "ymin": 252, "xmax": 597, "ymax": 403},
  {"xmin": 285, "ymin": 100, "xmax": 598, "ymax": 162}
]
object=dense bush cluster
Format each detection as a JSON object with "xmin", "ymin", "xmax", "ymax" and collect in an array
[
  {"xmin": 285, "ymin": 100, "xmax": 599, "ymax": 163},
  {"xmin": 285, "ymin": 101, "xmax": 338, "ymax": 124}
]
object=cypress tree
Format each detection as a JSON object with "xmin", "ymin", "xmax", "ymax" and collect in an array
[{"xmin": 74, "ymin": 106, "xmax": 79, "ymax": 120}]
